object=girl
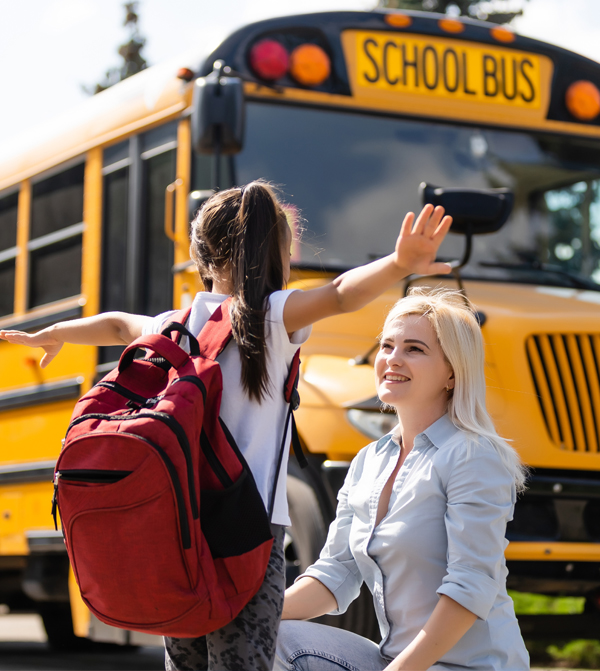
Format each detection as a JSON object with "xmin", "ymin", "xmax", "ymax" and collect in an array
[
  {"xmin": 276, "ymin": 288, "xmax": 529, "ymax": 671},
  {"xmin": 0, "ymin": 182, "xmax": 452, "ymax": 671}
]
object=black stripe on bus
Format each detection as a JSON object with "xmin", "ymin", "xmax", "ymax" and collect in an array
[
  {"xmin": 0, "ymin": 379, "xmax": 82, "ymax": 412},
  {"xmin": 0, "ymin": 306, "xmax": 83, "ymax": 333},
  {"xmin": 0, "ymin": 461, "xmax": 56, "ymax": 485}
]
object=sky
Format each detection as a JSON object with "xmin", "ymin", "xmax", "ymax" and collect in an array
[{"xmin": 0, "ymin": 0, "xmax": 599, "ymax": 149}]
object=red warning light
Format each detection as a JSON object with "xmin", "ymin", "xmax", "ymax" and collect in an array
[{"xmin": 249, "ymin": 39, "xmax": 289, "ymax": 81}]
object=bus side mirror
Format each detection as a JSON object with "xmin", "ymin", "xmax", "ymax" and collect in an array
[
  {"xmin": 419, "ymin": 182, "xmax": 514, "ymax": 270},
  {"xmin": 420, "ymin": 183, "xmax": 513, "ymax": 235},
  {"xmin": 192, "ymin": 60, "xmax": 245, "ymax": 155}
]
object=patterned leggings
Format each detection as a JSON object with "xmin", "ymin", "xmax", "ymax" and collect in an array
[{"xmin": 164, "ymin": 525, "xmax": 286, "ymax": 671}]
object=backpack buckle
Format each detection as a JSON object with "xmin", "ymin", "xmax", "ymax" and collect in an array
[{"xmin": 290, "ymin": 389, "xmax": 300, "ymax": 412}]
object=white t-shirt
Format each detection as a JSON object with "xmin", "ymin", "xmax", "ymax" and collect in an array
[{"xmin": 142, "ymin": 289, "xmax": 311, "ymax": 526}]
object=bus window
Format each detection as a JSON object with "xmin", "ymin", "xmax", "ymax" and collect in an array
[
  {"xmin": 0, "ymin": 190, "xmax": 18, "ymax": 317},
  {"xmin": 236, "ymin": 102, "xmax": 600, "ymax": 290},
  {"xmin": 140, "ymin": 122, "xmax": 177, "ymax": 316},
  {"xmin": 535, "ymin": 180, "xmax": 600, "ymax": 282},
  {"xmin": 191, "ymin": 152, "xmax": 234, "ymax": 194},
  {"xmin": 98, "ymin": 123, "xmax": 178, "ymax": 370},
  {"xmin": 28, "ymin": 163, "xmax": 84, "ymax": 308},
  {"xmin": 100, "ymin": 140, "xmax": 130, "ymax": 366}
]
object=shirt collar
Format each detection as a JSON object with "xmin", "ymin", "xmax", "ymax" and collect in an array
[
  {"xmin": 421, "ymin": 413, "xmax": 459, "ymax": 449},
  {"xmin": 375, "ymin": 414, "xmax": 458, "ymax": 454}
]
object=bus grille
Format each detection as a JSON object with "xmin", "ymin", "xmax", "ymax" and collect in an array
[{"xmin": 526, "ymin": 334, "xmax": 600, "ymax": 452}]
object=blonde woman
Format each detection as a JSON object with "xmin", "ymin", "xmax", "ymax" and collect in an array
[{"xmin": 276, "ymin": 288, "xmax": 529, "ymax": 671}]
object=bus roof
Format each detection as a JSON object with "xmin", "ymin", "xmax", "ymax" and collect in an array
[{"xmin": 0, "ymin": 47, "xmax": 209, "ymax": 192}]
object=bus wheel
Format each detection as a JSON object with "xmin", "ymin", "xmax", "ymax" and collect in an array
[
  {"xmin": 285, "ymin": 469, "xmax": 380, "ymax": 643},
  {"xmin": 38, "ymin": 602, "xmax": 92, "ymax": 650},
  {"xmin": 286, "ymin": 472, "xmax": 328, "ymax": 584}
]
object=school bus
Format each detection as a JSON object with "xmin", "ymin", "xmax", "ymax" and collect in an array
[{"xmin": 2, "ymin": 8, "xmax": 600, "ymax": 646}]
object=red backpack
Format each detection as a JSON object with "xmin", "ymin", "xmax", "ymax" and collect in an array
[{"xmin": 51, "ymin": 300, "xmax": 301, "ymax": 637}]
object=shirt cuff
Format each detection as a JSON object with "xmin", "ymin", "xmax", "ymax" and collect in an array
[
  {"xmin": 299, "ymin": 558, "xmax": 362, "ymax": 615},
  {"xmin": 436, "ymin": 564, "xmax": 500, "ymax": 620}
]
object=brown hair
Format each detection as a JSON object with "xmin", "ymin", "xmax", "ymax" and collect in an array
[{"xmin": 190, "ymin": 181, "xmax": 289, "ymax": 402}]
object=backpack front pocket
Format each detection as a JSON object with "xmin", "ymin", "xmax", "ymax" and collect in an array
[
  {"xmin": 56, "ymin": 433, "xmax": 201, "ymax": 627},
  {"xmin": 68, "ymin": 486, "xmax": 197, "ymax": 626}
]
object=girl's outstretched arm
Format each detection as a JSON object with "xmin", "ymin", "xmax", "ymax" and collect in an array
[
  {"xmin": 283, "ymin": 204, "xmax": 452, "ymax": 334},
  {"xmin": 0, "ymin": 312, "xmax": 149, "ymax": 368}
]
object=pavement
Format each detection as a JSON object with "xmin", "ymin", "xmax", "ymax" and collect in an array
[
  {"xmin": 0, "ymin": 613, "xmax": 588, "ymax": 670},
  {"xmin": 0, "ymin": 613, "xmax": 163, "ymax": 670}
]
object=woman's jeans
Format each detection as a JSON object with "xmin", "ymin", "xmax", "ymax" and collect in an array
[
  {"xmin": 274, "ymin": 620, "xmax": 390, "ymax": 671},
  {"xmin": 165, "ymin": 525, "xmax": 285, "ymax": 671}
]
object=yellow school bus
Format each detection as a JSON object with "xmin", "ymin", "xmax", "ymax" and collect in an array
[{"xmin": 2, "ymin": 8, "xmax": 600, "ymax": 646}]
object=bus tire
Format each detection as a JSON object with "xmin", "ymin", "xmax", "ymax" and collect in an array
[
  {"xmin": 285, "ymin": 469, "xmax": 380, "ymax": 643},
  {"xmin": 38, "ymin": 602, "xmax": 91, "ymax": 651},
  {"xmin": 286, "ymin": 472, "xmax": 328, "ymax": 584}
]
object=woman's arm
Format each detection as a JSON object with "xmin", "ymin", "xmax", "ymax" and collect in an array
[
  {"xmin": 384, "ymin": 595, "xmax": 477, "ymax": 671},
  {"xmin": 283, "ymin": 204, "xmax": 452, "ymax": 334},
  {"xmin": 0, "ymin": 312, "xmax": 148, "ymax": 368},
  {"xmin": 281, "ymin": 576, "xmax": 338, "ymax": 621}
]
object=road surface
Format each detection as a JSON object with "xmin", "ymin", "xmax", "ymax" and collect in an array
[{"xmin": 0, "ymin": 613, "xmax": 163, "ymax": 670}]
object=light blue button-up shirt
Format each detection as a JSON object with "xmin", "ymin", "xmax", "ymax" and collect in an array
[{"xmin": 303, "ymin": 415, "xmax": 529, "ymax": 670}]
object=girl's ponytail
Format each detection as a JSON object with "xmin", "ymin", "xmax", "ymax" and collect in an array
[{"xmin": 190, "ymin": 181, "xmax": 288, "ymax": 402}]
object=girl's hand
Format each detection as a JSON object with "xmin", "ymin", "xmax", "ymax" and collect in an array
[
  {"xmin": 395, "ymin": 204, "xmax": 453, "ymax": 277},
  {"xmin": 0, "ymin": 329, "xmax": 63, "ymax": 368}
]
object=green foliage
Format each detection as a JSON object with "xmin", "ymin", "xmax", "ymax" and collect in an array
[
  {"xmin": 547, "ymin": 640, "xmax": 600, "ymax": 669},
  {"xmin": 510, "ymin": 592, "xmax": 600, "ymax": 668},
  {"xmin": 377, "ymin": 0, "xmax": 530, "ymax": 25},
  {"xmin": 509, "ymin": 590, "xmax": 585, "ymax": 615},
  {"xmin": 84, "ymin": 2, "xmax": 149, "ymax": 95}
]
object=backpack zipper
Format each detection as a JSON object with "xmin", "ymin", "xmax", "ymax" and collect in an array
[
  {"xmin": 51, "ymin": 470, "xmax": 132, "ymax": 529},
  {"xmin": 58, "ymin": 469, "xmax": 133, "ymax": 483},
  {"xmin": 66, "ymin": 412, "xmax": 199, "ymax": 520},
  {"xmin": 171, "ymin": 378, "xmax": 233, "ymax": 490},
  {"xmin": 96, "ymin": 381, "xmax": 149, "ymax": 405},
  {"xmin": 200, "ymin": 429, "xmax": 234, "ymax": 489},
  {"xmin": 54, "ymin": 434, "xmax": 191, "ymax": 550},
  {"xmin": 170, "ymin": 376, "xmax": 206, "ymax": 401}
]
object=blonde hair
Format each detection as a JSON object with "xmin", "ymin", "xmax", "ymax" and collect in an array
[{"xmin": 382, "ymin": 287, "xmax": 527, "ymax": 492}]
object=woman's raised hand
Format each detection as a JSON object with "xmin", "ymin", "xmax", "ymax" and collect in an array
[
  {"xmin": 394, "ymin": 204, "xmax": 453, "ymax": 277},
  {"xmin": 0, "ymin": 329, "xmax": 63, "ymax": 368}
]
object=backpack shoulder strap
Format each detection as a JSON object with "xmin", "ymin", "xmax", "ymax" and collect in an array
[
  {"xmin": 268, "ymin": 347, "xmax": 308, "ymax": 520},
  {"xmin": 284, "ymin": 350, "xmax": 307, "ymax": 470},
  {"xmin": 197, "ymin": 297, "xmax": 233, "ymax": 361},
  {"xmin": 162, "ymin": 307, "xmax": 193, "ymax": 349}
]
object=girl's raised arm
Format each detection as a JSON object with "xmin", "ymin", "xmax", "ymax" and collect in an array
[
  {"xmin": 0, "ymin": 312, "xmax": 149, "ymax": 368},
  {"xmin": 283, "ymin": 204, "xmax": 452, "ymax": 334}
]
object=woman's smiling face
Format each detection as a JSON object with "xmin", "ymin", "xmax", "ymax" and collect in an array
[{"xmin": 375, "ymin": 313, "xmax": 454, "ymax": 415}]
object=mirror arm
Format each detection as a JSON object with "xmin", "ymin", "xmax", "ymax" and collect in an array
[
  {"xmin": 450, "ymin": 227, "xmax": 473, "ymax": 272},
  {"xmin": 402, "ymin": 228, "xmax": 472, "ymax": 298}
]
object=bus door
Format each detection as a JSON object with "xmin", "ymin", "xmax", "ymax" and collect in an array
[{"xmin": 99, "ymin": 121, "xmax": 178, "ymax": 370}]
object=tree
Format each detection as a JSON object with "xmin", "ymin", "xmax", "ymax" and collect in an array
[
  {"xmin": 377, "ymin": 0, "xmax": 529, "ymax": 25},
  {"xmin": 84, "ymin": 2, "xmax": 149, "ymax": 95}
]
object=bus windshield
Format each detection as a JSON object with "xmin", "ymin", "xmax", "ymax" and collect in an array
[{"xmin": 236, "ymin": 102, "xmax": 600, "ymax": 290}]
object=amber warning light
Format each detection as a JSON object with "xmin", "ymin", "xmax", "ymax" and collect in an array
[
  {"xmin": 566, "ymin": 80, "xmax": 600, "ymax": 121},
  {"xmin": 290, "ymin": 44, "xmax": 330, "ymax": 87}
]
